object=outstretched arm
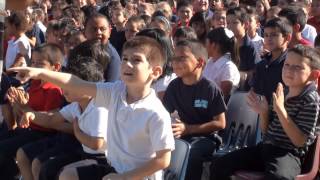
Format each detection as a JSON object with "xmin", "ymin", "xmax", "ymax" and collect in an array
[
  {"xmin": 9, "ymin": 67, "xmax": 97, "ymax": 98},
  {"xmin": 6, "ymin": 0, "xmax": 34, "ymax": 10}
]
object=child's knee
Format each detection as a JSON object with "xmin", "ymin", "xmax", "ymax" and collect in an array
[
  {"xmin": 31, "ymin": 158, "xmax": 41, "ymax": 176},
  {"xmin": 58, "ymin": 167, "xmax": 78, "ymax": 180},
  {"xmin": 16, "ymin": 148, "xmax": 29, "ymax": 165}
]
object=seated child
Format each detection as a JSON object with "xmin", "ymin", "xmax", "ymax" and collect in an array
[
  {"xmin": 5, "ymin": 12, "xmax": 31, "ymax": 69},
  {"xmin": 163, "ymin": 39, "xmax": 226, "ymax": 180},
  {"xmin": 204, "ymin": 27, "xmax": 240, "ymax": 101},
  {"xmin": 251, "ymin": 17, "xmax": 292, "ymax": 104},
  {"xmin": 0, "ymin": 43, "xmax": 64, "ymax": 180},
  {"xmin": 17, "ymin": 58, "xmax": 106, "ymax": 180},
  {"xmin": 227, "ymin": 7, "xmax": 261, "ymax": 90},
  {"xmin": 211, "ymin": 45, "xmax": 320, "ymax": 180},
  {"xmin": 10, "ymin": 36, "xmax": 175, "ymax": 180},
  {"xmin": 279, "ymin": 6, "xmax": 313, "ymax": 48}
]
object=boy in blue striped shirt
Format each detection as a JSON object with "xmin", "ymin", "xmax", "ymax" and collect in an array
[{"xmin": 211, "ymin": 45, "xmax": 320, "ymax": 180}]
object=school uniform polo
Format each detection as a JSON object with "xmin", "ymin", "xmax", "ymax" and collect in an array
[
  {"xmin": 239, "ymin": 35, "xmax": 260, "ymax": 71},
  {"xmin": 203, "ymin": 53, "xmax": 240, "ymax": 89},
  {"xmin": 28, "ymin": 80, "xmax": 63, "ymax": 131},
  {"xmin": 105, "ymin": 43, "xmax": 121, "ymax": 82},
  {"xmin": 163, "ymin": 77, "xmax": 226, "ymax": 126},
  {"xmin": 109, "ymin": 28, "xmax": 126, "ymax": 56},
  {"xmin": 252, "ymin": 51, "xmax": 287, "ymax": 103},
  {"xmin": 302, "ymin": 24, "xmax": 317, "ymax": 44},
  {"xmin": 265, "ymin": 83, "xmax": 319, "ymax": 154},
  {"xmin": 250, "ymin": 34, "xmax": 264, "ymax": 63},
  {"xmin": 59, "ymin": 100, "xmax": 108, "ymax": 154},
  {"xmin": 94, "ymin": 81, "xmax": 175, "ymax": 180}
]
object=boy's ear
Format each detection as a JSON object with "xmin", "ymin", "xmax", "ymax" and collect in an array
[
  {"xmin": 151, "ymin": 65, "xmax": 163, "ymax": 79},
  {"xmin": 243, "ymin": 21, "xmax": 249, "ymax": 30},
  {"xmin": 309, "ymin": 70, "xmax": 320, "ymax": 81},
  {"xmin": 53, "ymin": 63, "xmax": 62, "ymax": 72},
  {"xmin": 196, "ymin": 58, "xmax": 205, "ymax": 68},
  {"xmin": 293, "ymin": 24, "xmax": 301, "ymax": 32},
  {"xmin": 284, "ymin": 33, "xmax": 292, "ymax": 43}
]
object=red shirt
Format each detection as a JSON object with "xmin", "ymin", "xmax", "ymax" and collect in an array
[
  {"xmin": 308, "ymin": 17, "xmax": 320, "ymax": 33},
  {"xmin": 28, "ymin": 80, "xmax": 63, "ymax": 131},
  {"xmin": 299, "ymin": 38, "xmax": 313, "ymax": 47}
]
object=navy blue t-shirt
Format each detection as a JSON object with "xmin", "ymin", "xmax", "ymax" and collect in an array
[
  {"xmin": 239, "ymin": 35, "xmax": 260, "ymax": 71},
  {"xmin": 251, "ymin": 51, "xmax": 287, "ymax": 103},
  {"xmin": 163, "ymin": 77, "xmax": 227, "ymax": 125}
]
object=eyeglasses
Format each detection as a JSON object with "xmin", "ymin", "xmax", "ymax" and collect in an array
[{"xmin": 88, "ymin": 26, "xmax": 109, "ymax": 33}]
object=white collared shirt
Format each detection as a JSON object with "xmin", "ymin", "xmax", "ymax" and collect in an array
[
  {"xmin": 5, "ymin": 35, "xmax": 31, "ymax": 69},
  {"xmin": 94, "ymin": 81, "xmax": 175, "ymax": 180},
  {"xmin": 250, "ymin": 34, "xmax": 264, "ymax": 63},
  {"xmin": 59, "ymin": 100, "xmax": 108, "ymax": 154},
  {"xmin": 203, "ymin": 53, "xmax": 240, "ymax": 88},
  {"xmin": 302, "ymin": 24, "xmax": 317, "ymax": 44}
]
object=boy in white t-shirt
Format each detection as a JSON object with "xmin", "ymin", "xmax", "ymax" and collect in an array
[
  {"xmin": 247, "ymin": 10, "xmax": 264, "ymax": 61},
  {"xmin": 11, "ymin": 36, "xmax": 175, "ymax": 180}
]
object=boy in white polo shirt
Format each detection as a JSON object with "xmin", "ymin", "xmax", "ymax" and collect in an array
[{"xmin": 11, "ymin": 36, "xmax": 175, "ymax": 180}]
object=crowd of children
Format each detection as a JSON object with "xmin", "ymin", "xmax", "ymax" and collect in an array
[{"xmin": 0, "ymin": 0, "xmax": 320, "ymax": 180}]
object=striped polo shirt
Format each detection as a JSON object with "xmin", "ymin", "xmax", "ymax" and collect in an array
[{"xmin": 263, "ymin": 83, "xmax": 319, "ymax": 154}]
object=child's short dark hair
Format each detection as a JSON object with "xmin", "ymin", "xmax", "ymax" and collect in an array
[
  {"xmin": 6, "ymin": 12, "xmax": 28, "ymax": 32},
  {"xmin": 63, "ymin": 5, "xmax": 85, "ymax": 29},
  {"xmin": 173, "ymin": 27, "xmax": 198, "ymax": 40},
  {"xmin": 288, "ymin": 45, "xmax": 320, "ymax": 70},
  {"xmin": 176, "ymin": 0, "xmax": 193, "ymax": 11},
  {"xmin": 175, "ymin": 39, "xmax": 208, "ymax": 62},
  {"xmin": 264, "ymin": 17, "xmax": 292, "ymax": 37},
  {"xmin": 68, "ymin": 40, "xmax": 110, "ymax": 69},
  {"xmin": 123, "ymin": 36, "xmax": 166, "ymax": 67},
  {"xmin": 65, "ymin": 56, "xmax": 104, "ymax": 82},
  {"xmin": 278, "ymin": 6, "xmax": 307, "ymax": 32},
  {"xmin": 127, "ymin": 15, "xmax": 146, "ymax": 29},
  {"xmin": 226, "ymin": 7, "xmax": 249, "ymax": 24},
  {"xmin": 33, "ymin": 44, "xmax": 64, "ymax": 65}
]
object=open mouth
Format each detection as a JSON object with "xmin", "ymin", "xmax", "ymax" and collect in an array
[{"xmin": 123, "ymin": 72, "xmax": 133, "ymax": 76}]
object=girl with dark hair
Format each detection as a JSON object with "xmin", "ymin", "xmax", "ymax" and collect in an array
[{"xmin": 204, "ymin": 27, "xmax": 240, "ymax": 101}]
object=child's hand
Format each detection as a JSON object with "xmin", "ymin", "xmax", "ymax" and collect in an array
[
  {"xmin": 172, "ymin": 119, "xmax": 188, "ymax": 138},
  {"xmin": 246, "ymin": 90, "xmax": 268, "ymax": 115},
  {"xmin": 7, "ymin": 87, "xmax": 28, "ymax": 106},
  {"xmin": 19, "ymin": 112, "xmax": 35, "ymax": 128},
  {"xmin": 273, "ymin": 83, "xmax": 285, "ymax": 113},
  {"xmin": 8, "ymin": 67, "xmax": 43, "ymax": 84},
  {"xmin": 102, "ymin": 173, "xmax": 128, "ymax": 180}
]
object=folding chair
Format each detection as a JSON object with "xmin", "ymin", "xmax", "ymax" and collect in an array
[{"xmin": 164, "ymin": 138, "xmax": 191, "ymax": 180}]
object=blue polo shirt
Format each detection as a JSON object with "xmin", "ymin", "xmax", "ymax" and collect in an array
[
  {"xmin": 106, "ymin": 43, "xmax": 121, "ymax": 82},
  {"xmin": 251, "ymin": 50, "xmax": 287, "ymax": 103},
  {"xmin": 239, "ymin": 35, "xmax": 260, "ymax": 71}
]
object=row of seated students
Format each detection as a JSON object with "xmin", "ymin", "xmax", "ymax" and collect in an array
[{"xmin": 0, "ymin": 1, "xmax": 320, "ymax": 180}]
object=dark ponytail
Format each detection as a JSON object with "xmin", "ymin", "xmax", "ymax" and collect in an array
[{"xmin": 207, "ymin": 27, "xmax": 240, "ymax": 66}]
